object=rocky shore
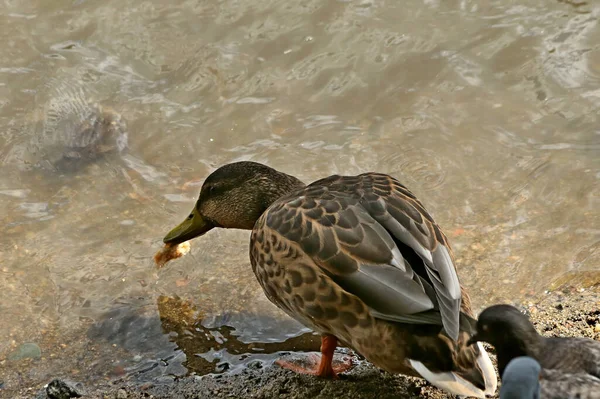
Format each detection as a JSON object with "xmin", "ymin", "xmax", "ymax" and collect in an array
[{"xmin": 10, "ymin": 284, "xmax": 599, "ymax": 399}]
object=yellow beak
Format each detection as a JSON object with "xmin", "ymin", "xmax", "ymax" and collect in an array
[{"xmin": 163, "ymin": 206, "xmax": 214, "ymax": 245}]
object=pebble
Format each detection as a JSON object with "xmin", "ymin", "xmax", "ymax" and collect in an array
[
  {"xmin": 116, "ymin": 388, "xmax": 128, "ymax": 399},
  {"xmin": 594, "ymin": 323, "xmax": 600, "ymax": 333},
  {"xmin": 469, "ymin": 242, "xmax": 484, "ymax": 252}
]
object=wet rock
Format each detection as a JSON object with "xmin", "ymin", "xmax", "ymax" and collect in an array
[
  {"xmin": 45, "ymin": 379, "xmax": 83, "ymax": 399},
  {"xmin": 247, "ymin": 360, "xmax": 263, "ymax": 370},
  {"xmin": 8, "ymin": 342, "xmax": 42, "ymax": 360}
]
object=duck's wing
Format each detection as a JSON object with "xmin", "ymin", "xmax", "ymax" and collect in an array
[
  {"xmin": 264, "ymin": 173, "xmax": 463, "ymax": 340},
  {"xmin": 542, "ymin": 338, "xmax": 600, "ymax": 378}
]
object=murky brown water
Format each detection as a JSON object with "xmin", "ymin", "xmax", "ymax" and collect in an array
[{"xmin": 1, "ymin": 0, "xmax": 599, "ymax": 394}]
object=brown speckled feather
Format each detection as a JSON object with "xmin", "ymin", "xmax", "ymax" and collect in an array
[{"xmin": 252, "ymin": 173, "xmax": 465, "ymax": 341}]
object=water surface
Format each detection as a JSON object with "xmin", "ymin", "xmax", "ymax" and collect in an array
[{"xmin": 1, "ymin": 0, "xmax": 599, "ymax": 393}]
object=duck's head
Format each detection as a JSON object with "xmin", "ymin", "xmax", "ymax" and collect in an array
[
  {"xmin": 163, "ymin": 161, "xmax": 304, "ymax": 245},
  {"xmin": 467, "ymin": 304, "xmax": 539, "ymax": 349},
  {"xmin": 499, "ymin": 357, "xmax": 541, "ymax": 399}
]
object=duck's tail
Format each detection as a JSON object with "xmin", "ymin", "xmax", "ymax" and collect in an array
[{"xmin": 408, "ymin": 332, "xmax": 498, "ymax": 398}]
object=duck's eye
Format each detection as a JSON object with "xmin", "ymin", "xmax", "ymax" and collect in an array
[
  {"xmin": 207, "ymin": 185, "xmax": 221, "ymax": 195},
  {"xmin": 187, "ymin": 213, "xmax": 194, "ymax": 220}
]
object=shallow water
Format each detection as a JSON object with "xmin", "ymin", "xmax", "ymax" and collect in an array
[{"xmin": 1, "ymin": 0, "xmax": 599, "ymax": 392}]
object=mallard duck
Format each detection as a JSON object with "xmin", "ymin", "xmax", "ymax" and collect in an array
[
  {"xmin": 468, "ymin": 304, "xmax": 600, "ymax": 379},
  {"xmin": 162, "ymin": 161, "xmax": 497, "ymax": 397},
  {"xmin": 499, "ymin": 356, "xmax": 600, "ymax": 399}
]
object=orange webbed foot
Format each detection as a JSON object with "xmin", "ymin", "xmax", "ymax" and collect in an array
[
  {"xmin": 275, "ymin": 352, "xmax": 353, "ymax": 379},
  {"xmin": 275, "ymin": 335, "xmax": 353, "ymax": 379}
]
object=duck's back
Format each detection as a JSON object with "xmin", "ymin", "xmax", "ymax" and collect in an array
[
  {"xmin": 261, "ymin": 172, "xmax": 468, "ymax": 340},
  {"xmin": 541, "ymin": 369, "xmax": 600, "ymax": 399},
  {"xmin": 540, "ymin": 337, "xmax": 600, "ymax": 377}
]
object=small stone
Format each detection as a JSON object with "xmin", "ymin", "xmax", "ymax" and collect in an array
[
  {"xmin": 594, "ymin": 323, "xmax": 600, "ymax": 333},
  {"xmin": 8, "ymin": 343, "xmax": 41, "ymax": 360},
  {"xmin": 116, "ymin": 389, "xmax": 128, "ymax": 399},
  {"xmin": 140, "ymin": 383, "xmax": 153, "ymax": 390},
  {"xmin": 247, "ymin": 360, "xmax": 262, "ymax": 370}
]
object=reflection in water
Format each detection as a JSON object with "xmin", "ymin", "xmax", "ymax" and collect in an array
[
  {"xmin": 87, "ymin": 301, "xmax": 187, "ymax": 381},
  {"xmin": 157, "ymin": 295, "xmax": 319, "ymax": 376},
  {"xmin": 87, "ymin": 295, "xmax": 319, "ymax": 380},
  {"xmin": 0, "ymin": 0, "xmax": 599, "ymax": 395}
]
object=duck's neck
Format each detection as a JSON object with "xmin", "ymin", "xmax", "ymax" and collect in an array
[
  {"xmin": 248, "ymin": 169, "xmax": 305, "ymax": 223},
  {"xmin": 262, "ymin": 171, "xmax": 305, "ymax": 205},
  {"xmin": 497, "ymin": 330, "xmax": 544, "ymax": 378}
]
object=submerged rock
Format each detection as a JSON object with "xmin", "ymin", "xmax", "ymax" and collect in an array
[
  {"xmin": 35, "ymin": 100, "xmax": 128, "ymax": 173},
  {"xmin": 8, "ymin": 342, "xmax": 42, "ymax": 360},
  {"xmin": 50, "ymin": 103, "xmax": 127, "ymax": 173},
  {"xmin": 21, "ymin": 74, "xmax": 128, "ymax": 173}
]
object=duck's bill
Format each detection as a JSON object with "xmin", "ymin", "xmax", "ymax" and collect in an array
[{"xmin": 163, "ymin": 207, "xmax": 214, "ymax": 245}]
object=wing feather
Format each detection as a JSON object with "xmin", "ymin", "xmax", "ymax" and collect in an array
[{"xmin": 264, "ymin": 173, "xmax": 464, "ymax": 340}]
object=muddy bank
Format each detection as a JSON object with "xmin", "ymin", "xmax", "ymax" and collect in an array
[{"xmin": 9, "ymin": 284, "xmax": 598, "ymax": 399}]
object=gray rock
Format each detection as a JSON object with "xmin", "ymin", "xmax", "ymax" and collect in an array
[{"xmin": 45, "ymin": 379, "xmax": 83, "ymax": 399}]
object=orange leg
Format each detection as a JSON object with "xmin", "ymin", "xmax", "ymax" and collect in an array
[
  {"xmin": 316, "ymin": 334, "xmax": 339, "ymax": 378},
  {"xmin": 275, "ymin": 334, "xmax": 353, "ymax": 378}
]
